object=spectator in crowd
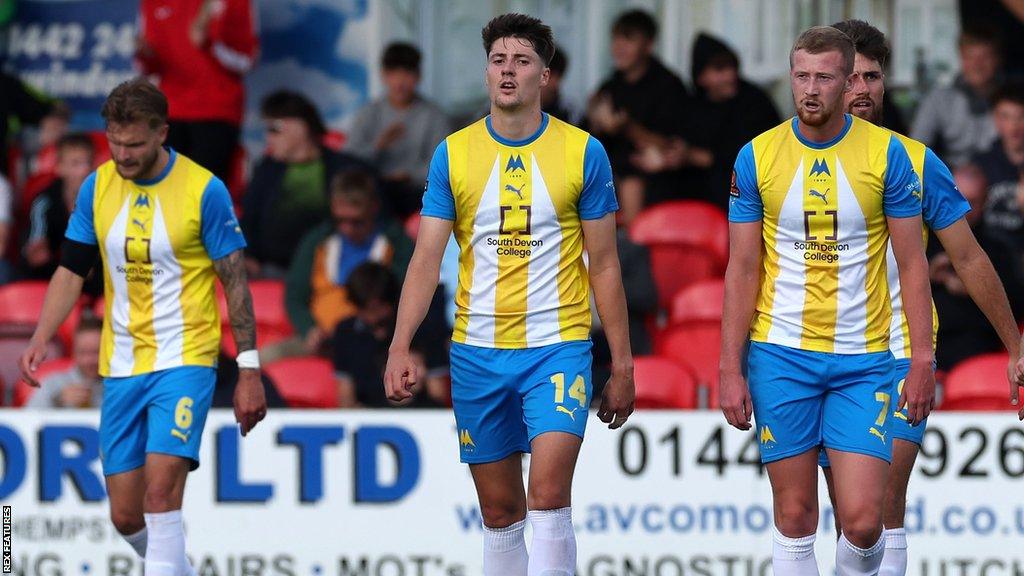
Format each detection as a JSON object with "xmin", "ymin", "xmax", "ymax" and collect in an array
[
  {"xmin": 262, "ymin": 171, "xmax": 412, "ymax": 362},
  {"xmin": 29, "ymin": 102, "xmax": 74, "ymax": 177},
  {"xmin": 136, "ymin": 0, "xmax": 258, "ymax": 181},
  {"xmin": 973, "ymin": 83, "xmax": 1024, "ymax": 254},
  {"xmin": 931, "ymin": 163, "xmax": 1024, "ymax": 369},
  {"xmin": 20, "ymin": 134, "xmax": 95, "ymax": 280},
  {"xmin": 0, "ymin": 70, "xmax": 55, "ymax": 178},
  {"xmin": 590, "ymin": 228, "xmax": 657, "ymax": 399},
  {"xmin": 345, "ymin": 42, "xmax": 451, "ymax": 218},
  {"xmin": 911, "ymin": 23, "xmax": 1002, "ymax": 167},
  {"xmin": 586, "ymin": 9, "xmax": 694, "ymax": 225},
  {"xmin": 242, "ymin": 91, "xmax": 373, "ymax": 278},
  {"xmin": 0, "ymin": 173, "xmax": 12, "ymax": 285},
  {"xmin": 686, "ymin": 32, "xmax": 781, "ymax": 209},
  {"xmin": 542, "ymin": 46, "xmax": 578, "ymax": 124},
  {"xmin": 25, "ymin": 317, "xmax": 103, "ymax": 408},
  {"xmin": 959, "ymin": 1, "xmax": 1024, "ymax": 80},
  {"xmin": 333, "ymin": 262, "xmax": 448, "ymax": 408}
]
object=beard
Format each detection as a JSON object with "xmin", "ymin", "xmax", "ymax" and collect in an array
[
  {"xmin": 847, "ymin": 99, "xmax": 882, "ymax": 124},
  {"xmin": 115, "ymin": 147, "xmax": 160, "ymax": 180},
  {"xmin": 796, "ymin": 99, "xmax": 840, "ymax": 128}
]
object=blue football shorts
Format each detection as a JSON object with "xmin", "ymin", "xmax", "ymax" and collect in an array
[
  {"xmin": 820, "ymin": 358, "xmax": 926, "ymax": 467},
  {"xmin": 100, "ymin": 365, "xmax": 216, "ymax": 476},
  {"xmin": 450, "ymin": 340, "xmax": 593, "ymax": 464},
  {"xmin": 747, "ymin": 341, "xmax": 896, "ymax": 465}
]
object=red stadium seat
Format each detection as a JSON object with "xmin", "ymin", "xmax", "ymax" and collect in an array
[
  {"xmin": 629, "ymin": 201, "xmax": 729, "ymax": 309},
  {"xmin": 217, "ymin": 279, "xmax": 292, "ymax": 353},
  {"xmin": 633, "ymin": 355, "xmax": 698, "ymax": 409},
  {"xmin": 226, "ymin": 145, "xmax": 248, "ymax": 202},
  {"xmin": 656, "ymin": 322, "xmax": 722, "ymax": 408},
  {"xmin": 669, "ymin": 278, "xmax": 724, "ymax": 326},
  {"xmin": 942, "ymin": 353, "xmax": 1016, "ymax": 410},
  {"xmin": 14, "ymin": 357, "xmax": 76, "ymax": 406},
  {"xmin": 0, "ymin": 281, "xmax": 81, "ymax": 351},
  {"xmin": 263, "ymin": 356, "xmax": 338, "ymax": 408},
  {"xmin": 323, "ymin": 130, "xmax": 346, "ymax": 152}
]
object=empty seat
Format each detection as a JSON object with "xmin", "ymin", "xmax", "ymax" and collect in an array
[
  {"xmin": 669, "ymin": 278, "xmax": 724, "ymax": 326},
  {"xmin": 633, "ymin": 355, "xmax": 698, "ymax": 409},
  {"xmin": 263, "ymin": 356, "xmax": 338, "ymax": 408},
  {"xmin": 629, "ymin": 201, "xmax": 729, "ymax": 309},
  {"xmin": 942, "ymin": 353, "xmax": 1016, "ymax": 410},
  {"xmin": 656, "ymin": 322, "xmax": 722, "ymax": 408}
]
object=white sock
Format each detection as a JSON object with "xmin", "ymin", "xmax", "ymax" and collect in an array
[
  {"xmin": 878, "ymin": 528, "xmax": 908, "ymax": 576},
  {"xmin": 527, "ymin": 507, "xmax": 576, "ymax": 576},
  {"xmin": 772, "ymin": 527, "xmax": 818, "ymax": 576},
  {"xmin": 123, "ymin": 527, "xmax": 147, "ymax": 558},
  {"xmin": 144, "ymin": 510, "xmax": 192, "ymax": 576},
  {"xmin": 483, "ymin": 519, "xmax": 528, "ymax": 576},
  {"xmin": 836, "ymin": 532, "xmax": 886, "ymax": 576}
]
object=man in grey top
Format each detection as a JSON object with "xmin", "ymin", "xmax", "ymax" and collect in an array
[
  {"xmin": 26, "ymin": 316, "xmax": 103, "ymax": 408},
  {"xmin": 911, "ymin": 23, "xmax": 1002, "ymax": 167},
  {"xmin": 345, "ymin": 42, "xmax": 451, "ymax": 218}
]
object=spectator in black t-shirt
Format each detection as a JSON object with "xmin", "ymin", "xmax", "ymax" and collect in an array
[
  {"xmin": 931, "ymin": 163, "xmax": 1024, "ymax": 370},
  {"xmin": 332, "ymin": 262, "xmax": 448, "ymax": 408},
  {"xmin": 585, "ymin": 9, "xmax": 694, "ymax": 225},
  {"xmin": 0, "ymin": 70, "xmax": 54, "ymax": 177},
  {"xmin": 542, "ymin": 46, "xmax": 578, "ymax": 125},
  {"xmin": 972, "ymin": 83, "xmax": 1024, "ymax": 261},
  {"xmin": 687, "ymin": 33, "xmax": 781, "ymax": 210},
  {"xmin": 20, "ymin": 134, "xmax": 95, "ymax": 279}
]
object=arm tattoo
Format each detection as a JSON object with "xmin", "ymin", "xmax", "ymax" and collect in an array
[{"xmin": 212, "ymin": 249, "xmax": 257, "ymax": 353}]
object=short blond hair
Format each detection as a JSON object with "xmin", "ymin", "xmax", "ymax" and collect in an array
[{"xmin": 790, "ymin": 26, "xmax": 855, "ymax": 76}]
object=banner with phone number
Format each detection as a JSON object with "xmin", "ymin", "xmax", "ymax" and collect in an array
[
  {"xmin": 3, "ymin": 0, "xmax": 138, "ymax": 129},
  {"xmin": 2, "ymin": 410, "xmax": 1023, "ymax": 576}
]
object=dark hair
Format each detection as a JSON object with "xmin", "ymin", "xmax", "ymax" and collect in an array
[
  {"xmin": 960, "ymin": 21, "xmax": 1003, "ymax": 52},
  {"xmin": 346, "ymin": 262, "xmax": 399, "ymax": 308},
  {"xmin": 549, "ymin": 45, "xmax": 568, "ymax": 76},
  {"xmin": 790, "ymin": 26, "xmax": 855, "ymax": 76},
  {"xmin": 76, "ymin": 315, "xmax": 103, "ymax": 336},
  {"xmin": 832, "ymin": 19, "xmax": 890, "ymax": 68},
  {"xmin": 260, "ymin": 90, "xmax": 326, "ymax": 140},
  {"xmin": 481, "ymin": 13, "xmax": 555, "ymax": 65},
  {"xmin": 992, "ymin": 82, "xmax": 1024, "ymax": 108},
  {"xmin": 330, "ymin": 170, "xmax": 378, "ymax": 206},
  {"xmin": 611, "ymin": 9, "xmax": 657, "ymax": 41},
  {"xmin": 57, "ymin": 132, "xmax": 96, "ymax": 156},
  {"xmin": 382, "ymin": 42, "xmax": 421, "ymax": 72},
  {"xmin": 101, "ymin": 78, "xmax": 168, "ymax": 130}
]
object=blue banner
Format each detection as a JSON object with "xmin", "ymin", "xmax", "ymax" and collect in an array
[{"xmin": 3, "ymin": 0, "xmax": 138, "ymax": 130}]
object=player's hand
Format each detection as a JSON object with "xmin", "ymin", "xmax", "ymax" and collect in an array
[
  {"xmin": 1012, "ymin": 353, "xmax": 1024, "ymax": 421},
  {"xmin": 384, "ymin": 348, "xmax": 417, "ymax": 403},
  {"xmin": 19, "ymin": 338, "xmax": 50, "ymax": 388},
  {"xmin": 719, "ymin": 369, "xmax": 752, "ymax": 431},
  {"xmin": 234, "ymin": 369, "xmax": 267, "ymax": 437},
  {"xmin": 597, "ymin": 362, "xmax": 635, "ymax": 429},
  {"xmin": 898, "ymin": 360, "xmax": 935, "ymax": 426}
]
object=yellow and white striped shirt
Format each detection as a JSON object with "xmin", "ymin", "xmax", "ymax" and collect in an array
[
  {"xmin": 729, "ymin": 115, "xmax": 923, "ymax": 354},
  {"xmin": 421, "ymin": 113, "xmax": 617, "ymax": 349},
  {"xmin": 66, "ymin": 149, "xmax": 246, "ymax": 376}
]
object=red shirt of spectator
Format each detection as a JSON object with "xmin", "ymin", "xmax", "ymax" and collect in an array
[{"xmin": 136, "ymin": 0, "xmax": 258, "ymax": 126}]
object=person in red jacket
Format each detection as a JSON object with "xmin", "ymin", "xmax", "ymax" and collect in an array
[{"xmin": 136, "ymin": 0, "xmax": 258, "ymax": 182}]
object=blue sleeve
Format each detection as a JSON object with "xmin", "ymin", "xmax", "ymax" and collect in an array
[
  {"xmin": 65, "ymin": 173, "xmax": 98, "ymax": 245},
  {"xmin": 882, "ymin": 136, "xmax": 923, "ymax": 218},
  {"xmin": 728, "ymin": 143, "xmax": 762, "ymax": 222},
  {"xmin": 579, "ymin": 136, "xmax": 619, "ymax": 220},
  {"xmin": 920, "ymin": 147, "xmax": 970, "ymax": 231},
  {"xmin": 420, "ymin": 141, "xmax": 456, "ymax": 220},
  {"xmin": 200, "ymin": 177, "xmax": 247, "ymax": 260}
]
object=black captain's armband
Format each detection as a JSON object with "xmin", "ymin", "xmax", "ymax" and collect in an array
[{"xmin": 59, "ymin": 238, "xmax": 100, "ymax": 278}]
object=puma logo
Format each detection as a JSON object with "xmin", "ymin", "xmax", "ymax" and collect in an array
[
  {"xmin": 809, "ymin": 188, "xmax": 829, "ymax": 204},
  {"xmin": 556, "ymin": 405, "xmax": 580, "ymax": 421},
  {"xmin": 171, "ymin": 429, "xmax": 191, "ymax": 443},
  {"xmin": 132, "ymin": 218, "xmax": 147, "ymax": 233},
  {"xmin": 505, "ymin": 183, "xmax": 525, "ymax": 200},
  {"xmin": 869, "ymin": 427, "xmax": 886, "ymax": 444}
]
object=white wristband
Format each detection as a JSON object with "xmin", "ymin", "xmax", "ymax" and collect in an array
[{"xmin": 236, "ymin": 350, "xmax": 260, "ymax": 370}]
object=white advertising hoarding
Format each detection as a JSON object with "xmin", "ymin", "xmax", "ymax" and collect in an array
[{"xmin": 2, "ymin": 411, "xmax": 1022, "ymax": 575}]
